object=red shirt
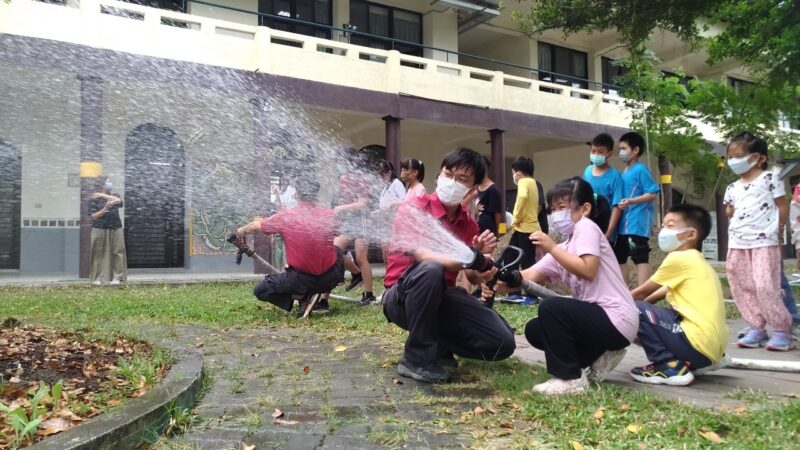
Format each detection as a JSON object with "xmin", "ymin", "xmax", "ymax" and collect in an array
[
  {"xmin": 384, "ymin": 192, "xmax": 479, "ymax": 288},
  {"xmin": 260, "ymin": 203, "xmax": 337, "ymax": 275}
]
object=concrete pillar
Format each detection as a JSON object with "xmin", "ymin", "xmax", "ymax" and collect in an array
[
  {"xmin": 332, "ymin": 0, "xmax": 350, "ymax": 43},
  {"xmin": 78, "ymin": 75, "xmax": 104, "ymax": 279},
  {"xmin": 490, "ymin": 129, "xmax": 506, "ymax": 215},
  {"xmin": 422, "ymin": 10, "xmax": 458, "ymax": 63},
  {"xmin": 383, "ymin": 116, "xmax": 401, "ymax": 171},
  {"xmin": 250, "ymin": 97, "xmax": 273, "ymax": 274}
]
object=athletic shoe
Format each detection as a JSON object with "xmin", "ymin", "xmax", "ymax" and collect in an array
[
  {"xmin": 346, "ymin": 272, "xmax": 363, "ymax": 292},
  {"xmin": 397, "ymin": 361, "xmax": 451, "ymax": 383},
  {"xmin": 737, "ymin": 326, "xmax": 752, "ymax": 339},
  {"xmin": 587, "ymin": 349, "xmax": 627, "ymax": 382},
  {"xmin": 358, "ymin": 293, "xmax": 376, "ymax": 307},
  {"xmin": 294, "ymin": 296, "xmax": 311, "ymax": 318},
  {"xmin": 436, "ymin": 355, "xmax": 459, "ymax": 372},
  {"xmin": 533, "ymin": 372, "xmax": 588, "ymax": 395},
  {"xmin": 521, "ymin": 296, "xmax": 540, "ymax": 306},
  {"xmin": 501, "ymin": 294, "xmax": 526, "ymax": 303},
  {"xmin": 109, "ymin": 279, "xmax": 121, "ymax": 285},
  {"xmin": 766, "ymin": 331, "xmax": 796, "ymax": 351},
  {"xmin": 630, "ymin": 359, "xmax": 694, "ymax": 386},
  {"xmin": 694, "ymin": 353, "xmax": 732, "ymax": 376},
  {"xmin": 312, "ymin": 298, "xmax": 330, "ymax": 315},
  {"xmin": 737, "ymin": 328, "xmax": 769, "ymax": 348},
  {"xmin": 91, "ymin": 280, "xmax": 102, "ymax": 286}
]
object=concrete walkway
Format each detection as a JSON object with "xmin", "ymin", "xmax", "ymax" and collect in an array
[{"xmin": 514, "ymin": 317, "xmax": 800, "ymax": 408}]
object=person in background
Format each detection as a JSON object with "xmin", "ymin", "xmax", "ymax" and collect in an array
[
  {"xmin": 616, "ymin": 132, "xmax": 660, "ymax": 287},
  {"xmin": 271, "ymin": 172, "xmax": 298, "ymax": 270},
  {"xmin": 503, "ymin": 156, "xmax": 541, "ymax": 301},
  {"xmin": 724, "ymin": 132, "xmax": 792, "ymax": 351},
  {"xmin": 88, "ymin": 176, "xmax": 127, "ymax": 285},
  {"xmin": 583, "ymin": 133, "xmax": 623, "ymax": 243},
  {"xmin": 375, "ymin": 160, "xmax": 406, "ymax": 264},
  {"xmin": 475, "ymin": 156, "xmax": 504, "ymax": 237},
  {"xmin": 400, "ymin": 158, "xmax": 426, "ymax": 200},
  {"xmin": 629, "ymin": 204, "xmax": 728, "ymax": 386},
  {"xmin": 490, "ymin": 177, "xmax": 637, "ymax": 395},
  {"xmin": 533, "ymin": 167, "xmax": 548, "ymax": 266}
]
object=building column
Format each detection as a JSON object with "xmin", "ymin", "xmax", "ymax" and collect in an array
[
  {"xmin": 489, "ymin": 129, "xmax": 506, "ymax": 215},
  {"xmin": 78, "ymin": 75, "xmax": 104, "ymax": 279},
  {"xmin": 383, "ymin": 116, "xmax": 401, "ymax": 170},
  {"xmin": 715, "ymin": 192, "xmax": 729, "ymax": 262},
  {"xmin": 250, "ymin": 97, "xmax": 273, "ymax": 274}
]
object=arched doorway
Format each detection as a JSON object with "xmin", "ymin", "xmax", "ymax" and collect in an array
[
  {"xmin": 124, "ymin": 123, "xmax": 185, "ymax": 268},
  {"xmin": 0, "ymin": 139, "xmax": 21, "ymax": 269}
]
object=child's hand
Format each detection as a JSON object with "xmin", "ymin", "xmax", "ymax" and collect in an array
[
  {"xmin": 619, "ymin": 198, "xmax": 631, "ymax": 210},
  {"xmin": 530, "ymin": 231, "xmax": 555, "ymax": 252}
]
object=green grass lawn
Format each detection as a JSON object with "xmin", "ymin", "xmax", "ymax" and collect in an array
[{"xmin": 3, "ymin": 281, "xmax": 799, "ymax": 448}]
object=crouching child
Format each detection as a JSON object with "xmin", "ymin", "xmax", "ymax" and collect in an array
[
  {"xmin": 236, "ymin": 178, "xmax": 345, "ymax": 317},
  {"xmin": 629, "ymin": 203, "xmax": 728, "ymax": 386}
]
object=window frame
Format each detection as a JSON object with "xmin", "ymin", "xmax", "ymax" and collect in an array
[
  {"xmin": 349, "ymin": 0, "xmax": 423, "ymax": 57},
  {"xmin": 258, "ymin": 0, "xmax": 333, "ymax": 40},
  {"xmin": 537, "ymin": 42, "xmax": 589, "ymax": 89}
]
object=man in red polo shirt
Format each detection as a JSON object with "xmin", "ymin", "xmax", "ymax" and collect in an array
[
  {"xmin": 236, "ymin": 177, "xmax": 345, "ymax": 317},
  {"xmin": 383, "ymin": 148, "xmax": 516, "ymax": 383}
]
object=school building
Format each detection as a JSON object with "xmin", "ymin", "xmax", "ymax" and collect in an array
[{"xmin": 0, "ymin": 0, "xmax": 789, "ymax": 276}]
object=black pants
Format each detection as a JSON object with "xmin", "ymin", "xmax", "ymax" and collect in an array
[
  {"xmin": 253, "ymin": 250, "xmax": 345, "ymax": 312},
  {"xmin": 525, "ymin": 297, "xmax": 629, "ymax": 380},
  {"xmin": 635, "ymin": 301, "xmax": 712, "ymax": 369},
  {"xmin": 506, "ymin": 231, "xmax": 536, "ymax": 270},
  {"xmin": 382, "ymin": 261, "xmax": 516, "ymax": 369}
]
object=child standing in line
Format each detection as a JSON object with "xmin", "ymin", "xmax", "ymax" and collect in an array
[
  {"xmin": 615, "ymin": 132, "xmax": 660, "ymax": 286},
  {"xmin": 583, "ymin": 133, "xmax": 624, "ymax": 243},
  {"xmin": 629, "ymin": 204, "xmax": 728, "ymax": 386},
  {"xmin": 724, "ymin": 132, "xmax": 793, "ymax": 351}
]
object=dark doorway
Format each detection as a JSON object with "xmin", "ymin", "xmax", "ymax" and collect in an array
[
  {"xmin": 124, "ymin": 124, "xmax": 185, "ymax": 268},
  {"xmin": 0, "ymin": 139, "xmax": 21, "ymax": 270}
]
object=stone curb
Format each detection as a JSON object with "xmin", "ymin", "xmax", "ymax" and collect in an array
[{"xmin": 29, "ymin": 348, "xmax": 205, "ymax": 450}]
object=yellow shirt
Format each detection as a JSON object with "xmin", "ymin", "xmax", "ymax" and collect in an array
[
  {"xmin": 651, "ymin": 249, "xmax": 728, "ymax": 362},
  {"xmin": 512, "ymin": 177, "xmax": 541, "ymax": 233}
]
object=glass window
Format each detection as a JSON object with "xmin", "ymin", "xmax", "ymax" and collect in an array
[
  {"xmin": 349, "ymin": 0, "xmax": 422, "ymax": 56},
  {"xmin": 537, "ymin": 42, "xmax": 588, "ymax": 89},
  {"xmin": 258, "ymin": 0, "xmax": 331, "ymax": 39},
  {"xmin": 602, "ymin": 57, "xmax": 627, "ymax": 95}
]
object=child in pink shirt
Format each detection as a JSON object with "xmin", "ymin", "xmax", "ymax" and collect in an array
[{"xmin": 400, "ymin": 158, "xmax": 427, "ymax": 201}]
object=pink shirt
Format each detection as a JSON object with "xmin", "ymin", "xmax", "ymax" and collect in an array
[
  {"xmin": 532, "ymin": 217, "xmax": 639, "ymax": 342},
  {"xmin": 260, "ymin": 203, "xmax": 337, "ymax": 276},
  {"xmin": 404, "ymin": 183, "xmax": 427, "ymax": 201}
]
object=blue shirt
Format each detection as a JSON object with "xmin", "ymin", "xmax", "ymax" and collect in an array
[
  {"xmin": 619, "ymin": 162, "xmax": 660, "ymax": 238},
  {"xmin": 583, "ymin": 165, "xmax": 624, "ymax": 241}
]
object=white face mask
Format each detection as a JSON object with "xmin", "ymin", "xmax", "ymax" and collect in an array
[
  {"xmin": 512, "ymin": 172, "xmax": 520, "ymax": 186},
  {"xmin": 727, "ymin": 155, "xmax": 758, "ymax": 176},
  {"xmin": 436, "ymin": 174, "xmax": 471, "ymax": 206},
  {"xmin": 658, "ymin": 227, "xmax": 690, "ymax": 253},
  {"xmin": 619, "ymin": 149, "xmax": 632, "ymax": 163},
  {"xmin": 105, "ymin": 181, "xmax": 112, "ymax": 191}
]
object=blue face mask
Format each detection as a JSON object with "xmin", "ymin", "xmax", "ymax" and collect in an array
[
  {"xmin": 589, "ymin": 154, "xmax": 606, "ymax": 167},
  {"xmin": 105, "ymin": 181, "xmax": 112, "ymax": 191}
]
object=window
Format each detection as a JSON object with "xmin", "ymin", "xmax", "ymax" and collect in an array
[
  {"xmin": 349, "ymin": 0, "xmax": 422, "ymax": 56},
  {"xmin": 538, "ymin": 42, "xmax": 588, "ymax": 89},
  {"xmin": 601, "ymin": 57, "xmax": 627, "ymax": 96},
  {"xmin": 258, "ymin": 0, "xmax": 332, "ymax": 39},
  {"xmin": 728, "ymin": 76, "xmax": 754, "ymax": 94},
  {"xmin": 121, "ymin": 0, "xmax": 184, "ymax": 12}
]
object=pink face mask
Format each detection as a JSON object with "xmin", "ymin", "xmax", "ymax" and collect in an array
[{"xmin": 793, "ymin": 184, "xmax": 800, "ymax": 203}]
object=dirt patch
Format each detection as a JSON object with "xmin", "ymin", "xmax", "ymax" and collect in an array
[{"xmin": 0, "ymin": 320, "xmax": 169, "ymax": 449}]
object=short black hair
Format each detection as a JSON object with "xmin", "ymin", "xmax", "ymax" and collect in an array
[
  {"xmin": 620, "ymin": 131, "xmax": 646, "ymax": 155},
  {"xmin": 295, "ymin": 177, "xmax": 321, "ymax": 202},
  {"xmin": 441, "ymin": 147, "xmax": 486, "ymax": 186},
  {"xmin": 667, "ymin": 203, "xmax": 711, "ymax": 250},
  {"xmin": 591, "ymin": 133, "xmax": 614, "ymax": 152},
  {"xmin": 511, "ymin": 156, "xmax": 534, "ymax": 176}
]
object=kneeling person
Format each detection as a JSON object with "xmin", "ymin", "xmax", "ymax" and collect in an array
[
  {"xmin": 382, "ymin": 148, "xmax": 516, "ymax": 384},
  {"xmin": 237, "ymin": 178, "xmax": 345, "ymax": 316},
  {"xmin": 630, "ymin": 204, "xmax": 728, "ymax": 386}
]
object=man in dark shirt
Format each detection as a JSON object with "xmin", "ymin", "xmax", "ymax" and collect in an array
[
  {"xmin": 476, "ymin": 156, "xmax": 504, "ymax": 237},
  {"xmin": 88, "ymin": 176, "xmax": 127, "ymax": 285}
]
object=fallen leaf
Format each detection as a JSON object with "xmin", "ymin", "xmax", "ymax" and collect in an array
[
  {"xmin": 785, "ymin": 393, "xmax": 800, "ymax": 399},
  {"xmin": 734, "ymin": 406, "xmax": 747, "ymax": 414},
  {"xmin": 592, "ymin": 409, "xmax": 605, "ymax": 420},
  {"xmin": 619, "ymin": 403, "xmax": 630, "ymax": 412},
  {"xmin": 275, "ymin": 419, "xmax": 298, "ymax": 425},
  {"xmin": 499, "ymin": 422, "xmax": 514, "ymax": 429},
  {"xmin": 333, "ymin": 345, "xmax": 348, "ymax": 352},
  {"xmin": 392, "ymin": 378, "xmax": 403, "ymax": 385},
  {"xmin": 699, "ymin": 429, "xmax": 725, "ymax": 444},
  {"xmin": 303, "ymin": 366, "xmax": 310, "ymax": 375},
  {"xmin": 242, "ymin": 444, "xmax": 255, "ymax": 450},
  {"xmin": 511, "ymin": 402, "xmax": 521, "ymax": 411},
  {"xmin": 677, "ymin": 426, "xmax": 688, "ymax": 437},
  {"xmin": 637, "ymin": 443, "xmax": 647, "ymax": 450},
  {"xmin": 271, "ymin": 408, "xmax": 284, "ymax": 418},
  {"xmin": 486, "ymin": 407, "xmax": 497, "ymax": 414},
  {"xmin": 571, "ymin": 441, "xmax": 584, "ymax": 450},
  {"xmin": 626, "ymin": 423, "xmax": 642, "ymax": 433},
  {"xmin": 473, "ymin": 406, "xmax": 486, "ymax": 415},
  {"xmin": 195, "ymin": 339, "xmax": 204, "ymax": 348},
  {"xmin": 38, "ymin": 418, "xmax": 74, "ymax": 436}
]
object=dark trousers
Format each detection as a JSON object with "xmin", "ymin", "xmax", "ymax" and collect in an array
[
  {"xmin": 382, "ymin": 261, "xmax": 516, "ymax": 368},
  {"xmin": 507, "ymin": 231, "xmax": 536, "ymax": 270},
  {"xmin": 525, "ymin": 297, "xmax": 629, "ymax": 380},
  {"xmin": 635, "ymin": 301, "xmax": 712, "ymax": 369},
  {"xmin": 253, "ymin": 251, "xmax": 344, "ymax": 312}
]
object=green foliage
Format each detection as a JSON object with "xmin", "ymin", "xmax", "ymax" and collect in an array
[
  {"xmin": 115, "ymin": 348, "xmax": 173, "ymax": 390},
  {"xmin": 0, "ymin": 381, "xmax": 63, "ymax": 449}
]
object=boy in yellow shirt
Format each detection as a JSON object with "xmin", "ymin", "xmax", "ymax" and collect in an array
[
  {"xmin": 503, "ymin": 156, "xmax": 541, "ymax": 301},
  {"xmin": 629, "ymin": 203, "xmax": 728, "ymax": 386}
]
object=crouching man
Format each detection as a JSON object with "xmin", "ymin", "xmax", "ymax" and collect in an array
[
  {"xmin": 236, "ymin": 177, "xmax": 345, "ymax": 317},
  {"xmin": 382, "ymin": 148, "xmax": 516, "ymax": 383}
]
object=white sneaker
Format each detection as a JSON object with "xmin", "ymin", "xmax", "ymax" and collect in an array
[
  {"xmin": 110, "ymin": 279, "xmax": 121, "ymax": 285},
  {"xmin": 533, "ymin": 372, "xmax": 588, "ymax": 395},
  {"xmin": 588, "ymin": 349, "xmax": 627, "ymax": 382},
  {"xmin": 92, "ymin": 280, "xmax": 102, "ymax": 286},
  {"xmin": 694, "ymin": 353, "xmax": 732, "ymax": 376}
]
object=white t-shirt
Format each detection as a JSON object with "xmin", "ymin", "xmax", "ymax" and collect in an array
[
  {"xmin": 379, "ymin": 179, "xmax": 406, "ymax": 209},
  {"xmin": 723, "ymin": 171, "xmax": 783, "ymax": 249},
  {"xmin": 280, "ymin": 185, "xmax": 298, "ymax": 210},
  {"xmin": 790, "ymin": 201, "xmax": 800, "ymax": 250}
]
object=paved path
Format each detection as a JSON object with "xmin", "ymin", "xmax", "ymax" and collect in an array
[{"xmin": 514, "ymin": 318, "xmax": 800, "ymax": 408}]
